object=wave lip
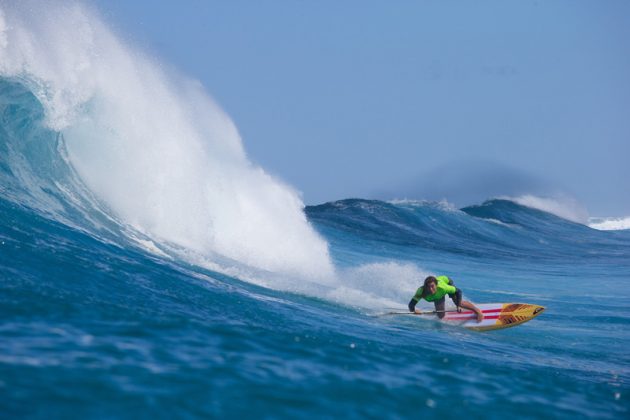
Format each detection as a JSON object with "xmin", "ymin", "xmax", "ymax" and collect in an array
[
  {"xmin": 499, "ymin": 194, "xmax": 589, "ymax": 224},
  {"xmin": 498, "ymin": 195, "xmax": 630, "ymax": 232}
]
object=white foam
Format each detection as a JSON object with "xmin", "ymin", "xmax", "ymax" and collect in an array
[
  {"xmin": 0, "ymin": 2, "xmax": 334, "ymax": 282},
  {"xmin": 328, "ymin": 262, "xmax": 430, "ymax": 309},
  {"xmin": 588, "ymin": 217, "xmax": 630, "ymax": 231}
]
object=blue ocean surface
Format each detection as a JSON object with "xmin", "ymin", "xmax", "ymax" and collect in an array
[{"xmin": 1, "ymin": 5, "xmax": 630, "ymax": 418}]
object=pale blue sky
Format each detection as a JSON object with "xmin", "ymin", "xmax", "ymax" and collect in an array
[{"xmin": 94, "ymin": 0, "xmax": 630, "ymax": 215}]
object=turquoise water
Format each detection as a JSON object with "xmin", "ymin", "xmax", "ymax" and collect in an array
[{"xmin": 1, "ymin": 16, "xmax": 629, "ymax": 417}]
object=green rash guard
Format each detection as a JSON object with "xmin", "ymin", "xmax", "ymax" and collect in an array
[{"xmin": 411, "ymin": 276, "xmax": 457, "ymax": 303}]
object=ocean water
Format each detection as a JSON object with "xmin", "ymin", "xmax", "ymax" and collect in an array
[{"xmin": 1, "ymin": 3, "xmax": 629, "ymax": 418}]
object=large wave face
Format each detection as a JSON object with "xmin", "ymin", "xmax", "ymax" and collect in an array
[{"xmin": 0, "ymin": 3, "xmax": 333, "ymax": 282}]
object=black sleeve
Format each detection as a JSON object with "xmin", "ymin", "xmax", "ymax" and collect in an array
[{"xmin": 408, "ymin": 298, "xmax": 417, "ymax": 312}]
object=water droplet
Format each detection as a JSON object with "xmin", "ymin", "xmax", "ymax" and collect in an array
[
  {"xmin": 426, "ymin": 399, "xmax": 436, "ymax": 408},
  {"xmin": 350, "ymin": 343, "xmax": 356, "ymax": 349}
]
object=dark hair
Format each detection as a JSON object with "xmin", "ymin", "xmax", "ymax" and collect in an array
[{"xmin": 421, "ymin": 276, "xmax": 438, "ymax": 299}]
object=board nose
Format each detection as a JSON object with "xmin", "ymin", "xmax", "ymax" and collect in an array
[{"xmin": 532, "ymin": 305, "xmax": 545, "ymax": 316}]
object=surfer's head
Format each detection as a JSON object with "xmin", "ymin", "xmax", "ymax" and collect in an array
[{"xmin": 422, "ymin": 276, "xmax": 438, "ymax": 296}]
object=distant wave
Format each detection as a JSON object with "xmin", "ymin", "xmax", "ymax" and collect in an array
[{"xmin": 307, "ymin": 198, "xmax": 630, "ymax": 261}]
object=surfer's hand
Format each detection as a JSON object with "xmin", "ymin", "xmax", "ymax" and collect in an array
[
  {"xmin": 476, "ymin": 311, "xmax": 484, "ymax": 323},
  {"xmin": 414, "ymin": 309, "xmax": 421, "ymax": 314}
]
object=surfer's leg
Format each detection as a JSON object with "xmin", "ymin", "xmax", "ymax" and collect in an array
[{"xmin": 434, "ymin": 297, "xmax": 446, "ymax": 319}]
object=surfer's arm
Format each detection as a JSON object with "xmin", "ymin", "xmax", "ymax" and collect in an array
[
  {"xmin": 408, "ymin": 288, "xmax": 423, "ymax": 312},
  {"xmin": 408, "ymin": 298, "xmax": 418, "ymax": 312},
  {"xmin": 459, "ymin": 300, "xmax": 484, "ymax": 322}
]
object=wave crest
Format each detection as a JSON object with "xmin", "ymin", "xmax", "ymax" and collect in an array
[
  {"xmin": 501, "ymin": 194, "xmax": 589, "ymax": 224},
  {"xmin": 588, "ymin": 217, "xmax": 630, "ymax": 231}
]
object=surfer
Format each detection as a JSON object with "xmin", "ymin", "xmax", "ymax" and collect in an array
[{"xmin": 408, "ymin": 276, "xmax": 484, "ymax": 322}]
